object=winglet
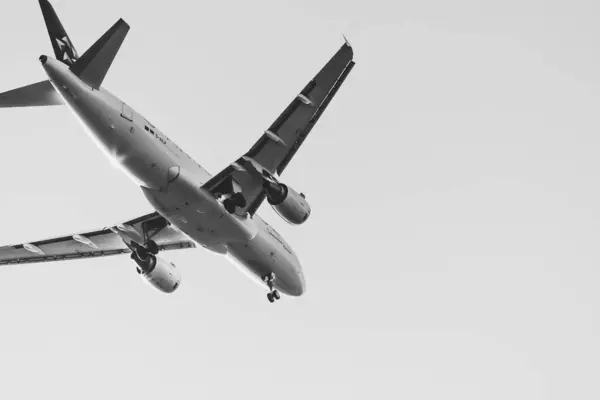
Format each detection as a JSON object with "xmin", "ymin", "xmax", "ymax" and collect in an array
[
  {"xmin": 342, "ymin": 33, "xmax": 352, "ymax": 48},
  {"xmin": 70, "ymin": 18, "xmax": 130, "ymax": 89}
]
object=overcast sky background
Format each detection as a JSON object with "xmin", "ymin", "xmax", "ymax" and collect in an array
[{"xmin": 0, "ymin": 0, "xmax": 599, "ymax": 398}]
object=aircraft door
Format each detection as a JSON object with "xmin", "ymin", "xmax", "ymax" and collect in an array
[
  {"xmin": 121, "ymin": 102, "xmax": 133, "ymax": 121},
  {"xmin": 120, "ymin": 102, "xmax": 136, "ymax": 135}
]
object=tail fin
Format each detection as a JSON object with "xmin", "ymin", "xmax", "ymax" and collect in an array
[
  {"xmin": 0, "ymin": 0, "xmax": 128, "ymax": 108},
  {"xmin": 70, "ymin": 19, "xmax": 130, "ymax": 89},
  {"xmin": 40, "ymin": 0, "xmax": 129, "ymax": 89},
  {"xmin": 39, "ymin": 0, "xmax": 79, "ymax": 66}
]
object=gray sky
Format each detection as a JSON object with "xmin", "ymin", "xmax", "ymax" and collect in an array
[{"xmin": 0, "ymin": 0, "xmax": 599, "ymax": 398}]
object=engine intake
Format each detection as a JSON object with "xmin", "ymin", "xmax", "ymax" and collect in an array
[
  {"xmin": 264, "ymin": 181, "xmax": 311, "ymax": 225},
  {"xmin": 134, "ymin": 253, "xmax": 181, "ymax": 293}
]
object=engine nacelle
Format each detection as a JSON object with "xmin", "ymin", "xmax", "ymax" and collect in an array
[
  {"xmin": 264, "ymin": 181, "xmax": 311, "ymax": 225},
  {"xmin": 136, "ymin": 254, "xmax": 182, "ymax": 294}
]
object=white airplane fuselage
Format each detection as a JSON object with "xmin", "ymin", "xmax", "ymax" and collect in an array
[{"xmin": 41, "ymin": 56, "xmax": 306, "ymax": 297}]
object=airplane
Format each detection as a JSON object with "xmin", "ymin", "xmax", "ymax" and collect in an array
[{"xmin": 0, "ymin": 0, "xmax": 354, "ymax": 303}]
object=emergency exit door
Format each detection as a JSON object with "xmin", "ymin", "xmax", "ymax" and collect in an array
[{"xmin": 120, "ymin": 102, "xmax": 133, "ymax": 121}]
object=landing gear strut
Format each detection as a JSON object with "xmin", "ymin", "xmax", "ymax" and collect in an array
[
  {"xmin": 131, "ymin": 239, "xmax": 159, "ymax": 274},
  {"xmin": 131, "ymin": 239, "xmax": 159, "ymax": 259},
  {"xmin": 262, "ymin": 273, "xmax": 280, "ymax": 303},
  {"xmin": 126, "ymin": 215, "xmax": 169, "ymax": 274},
  {"xmin": 146, "ymin": 239, "xmax": 159, "ymax": 255}
]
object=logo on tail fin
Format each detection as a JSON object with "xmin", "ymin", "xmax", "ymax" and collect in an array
[
  {"xmin": 39, "ymin": 0, "xmax": 79, "ymax": 66},
  {"xmin": 54, "ymin": 36, "xmax": 78, "ymax": 65}
]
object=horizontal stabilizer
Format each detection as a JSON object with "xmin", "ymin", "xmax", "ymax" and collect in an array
[
  {"xmin": 70, "ymin": 19, "xmax": 130, "ymax": 89},
  {"xmin": 0, "ymin": 80, "xmax": 62, "ymax": 108}
]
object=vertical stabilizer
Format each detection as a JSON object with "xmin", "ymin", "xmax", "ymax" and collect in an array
[{"xmin": 39, "ymin": 0, "xmax": 79, "ymax": 65}]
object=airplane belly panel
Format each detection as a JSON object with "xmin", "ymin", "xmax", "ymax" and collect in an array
[
  {"xmin": 140, "ymin": 180, "xmax": 258, "ymax": 246},
  {"xmin": 227, "ymin": 232, "xmax": 304, "ymax": 296}
]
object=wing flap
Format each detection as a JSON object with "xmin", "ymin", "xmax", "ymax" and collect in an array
[
  {"xmin": 0, "ymin": 212, "xmax": 195, "ymax": 266},
  {"xmin": 247, "ymin": 43, "xmax": 354, "ymax": 175},
  {"xmin": 276, "ymin": 58, "xmax": 355, "ymax": 174},
  {"xmin": 203, "ymin": 42, "xmax": 355, "ymax": 216}
]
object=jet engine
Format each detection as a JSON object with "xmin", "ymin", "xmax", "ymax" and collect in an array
[
  {"xmin": 263, "ymin": 181, "xmax": 311, "ymax": 225},
  {"xmin": 133, "ymin": 253, "xmax": 181, "ymax": 294}
]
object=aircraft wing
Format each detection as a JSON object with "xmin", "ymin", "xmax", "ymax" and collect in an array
[
  {"xmin": 0, "ymin": 212, "xmax": 195, "ymax": 266},
  {"xmin": 203, "ymin": 41, "xmax": 355, "ymax": 216}
]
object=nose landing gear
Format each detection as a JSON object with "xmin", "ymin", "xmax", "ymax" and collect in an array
[
  {"xmin": 267, "ymin": 290, "xmax": 281, "ymax": 303},
  {"xmin": 262, "ymin": 273, "xmax": 280, "ymax": 303}
]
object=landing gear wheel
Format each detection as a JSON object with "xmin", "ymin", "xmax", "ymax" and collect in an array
[
  {"xmin": 230, "ymin": 192, "xmax": 247, "ymax": 208},
  {"xmin": 262, "ymin": 273, "xmax": 280, "ymax": 303},
  {"xmin": 262, "ymin": 273, "xmax": 275, "ymax": 290},
  {"xmin": 146, "ymin": 240, "xmax": 159, "ymax": 255},
  {"xmin": 223, "ymin": 198, "xmax": 236, "ymax": 214},
  {"xmin": 135, "ymin": 245, "xmax": 149, "ymax": 261},
  {"xmin": 131, "ymin": 240, "xmax": 158, "ymax": 266}
]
